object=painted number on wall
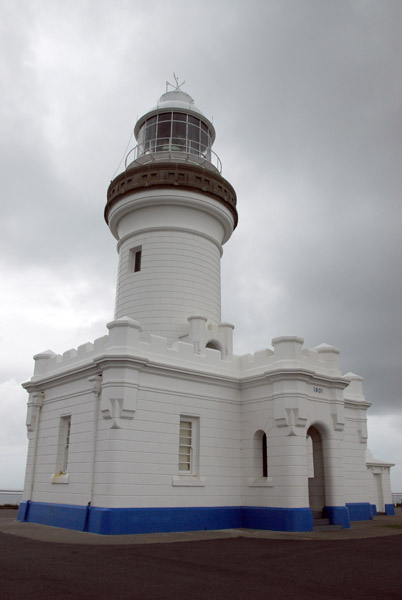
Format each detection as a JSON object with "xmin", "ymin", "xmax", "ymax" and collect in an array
[{"xmin": 313, "ymin": 386, "xmax": 323, "ymax": 394}]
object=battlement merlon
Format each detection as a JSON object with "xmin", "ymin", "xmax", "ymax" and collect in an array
[{"xmin": 22, "ymin": 320, "xmax": 360, "ymax": 395}]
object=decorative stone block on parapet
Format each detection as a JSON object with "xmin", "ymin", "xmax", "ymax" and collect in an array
[
  {"xmin": 217, "ymin": 323, "xmax": 234, "ymax": 358},
  {"xmin": 271, "ymin": 336, "xmax": 304, "ymax": 366},
  {"xmin": 313, "ymin": 344, "xmax": 341, "ymax": 376},
  {"xmin": 343, "ymin": 372, "xmax": 366, "ymax": 402},
  {"xmin": 33, "ymin": 350, "xmax": 57, "ymax": 376},
  {"xmin": 185, "ymin": 316, "xmax": 234, "ymax": 358},
  {"xmin": 107, "ymin": 317, "xmax": 142, "ymax": 350},
  {"xmin": 187, "ymin": 316, "xmax": 207, "ymax": 354},
  {"xmin": 343, "ymin": 372, "xmax": 369, "ymax": 443}
]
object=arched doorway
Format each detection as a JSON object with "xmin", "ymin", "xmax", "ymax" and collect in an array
[{"xmin": 307, "ymin": 426, "xmax": 325, "ymax": 515}]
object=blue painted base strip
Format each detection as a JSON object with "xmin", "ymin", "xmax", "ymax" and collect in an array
[
  {"xmin": 385, "ymin": 504, "xmax": 395, "ymax": 516},
  {"xmin": 346, "ymin": 502, "xmax": 373, "ymax": 521},
  {"xmin": 22, "ymin": 501, "xmax": 397, "ymax": 534},
  {"xmin": 18, "ymin": 502, "xmax": 317, "ymax": 534},
  {"xmin": 18, "ymin": 501, "xmax": 88, "ymax": 531},
  {"xmin": 18, "ymin": 502, "xmax": 243, "ymax": 535},
  {"xmin": 371, "ymin": 504, "xmax": 377, "ymax": 516},
  {"xmin": 323, "ymin": 506, "xmax": 351, "ymax": 529},
  {"xmin": 88, "ymin": 506, "xmax": 243, "ymax": 535},
  {"xmin": 242, "ymin": 506, "xmax": 313, "ymax": 532}
]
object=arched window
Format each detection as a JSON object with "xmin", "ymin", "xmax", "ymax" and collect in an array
[
  {"xmin": 253, "ymin": 430, "xmax": 268, "ymax": 478},
  {"xmin": 205, "ymin": 340, "xmax": 222, "ymax": 353},
  {"xmin": 262, "ymin": 433, "xmax": 268, "ymax": 478}
]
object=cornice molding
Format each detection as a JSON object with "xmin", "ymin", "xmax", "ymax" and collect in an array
[{"xmin": 105, "ymin": 162, "xmax": 238, "ymax": 228}]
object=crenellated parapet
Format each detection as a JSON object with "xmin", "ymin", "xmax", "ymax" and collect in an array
[{"xmin": 26, "ymin": 321, "xmax": 361, "ymax": 399}]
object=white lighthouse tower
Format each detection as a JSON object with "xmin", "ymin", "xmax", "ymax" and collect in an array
[
  {"xmin": 18, "ymin": 83, "xmax": 395, "ymax": 535},
  {"xmin": 106, "ymin": 84, "xmax": 237, "ymax": 348}
]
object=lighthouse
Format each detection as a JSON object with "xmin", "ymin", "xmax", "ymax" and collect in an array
[
  {"xmin": 18, "ymin": 83, "xmax": 395, "ymax": 535},
  {"xmin": 105, "ymin": 85, "xmax": 237, "ymax": 347}
]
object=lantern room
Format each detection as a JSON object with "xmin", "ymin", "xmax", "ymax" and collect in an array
[{"xmin": 126, "ymin": 90, "xmax": 221, "ymax": 172}]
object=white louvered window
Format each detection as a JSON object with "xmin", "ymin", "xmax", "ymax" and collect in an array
[{"xmin": 179, "ymin": 417, "xmax": 199, "ymax": 474}]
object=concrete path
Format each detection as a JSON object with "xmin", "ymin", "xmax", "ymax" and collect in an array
[
  {"xmin": 1, "ymin": 509, "xmax": 402, "ymax": 544},
  {"xmin": 2, "ymin": 510, "xmax": 402, "ymax": 600},
  {"xmin": 2, "ymin": 509, "xmax": 402, "ymax": 600}
]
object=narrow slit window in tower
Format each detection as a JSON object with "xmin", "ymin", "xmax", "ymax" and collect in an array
[
  {"xmin": 130, "ymin": 246, "xmax": 142, "ymax": 273},
  {"xmin": 134, "ymin": 249, "xmax": 142, "ymax": 272}
]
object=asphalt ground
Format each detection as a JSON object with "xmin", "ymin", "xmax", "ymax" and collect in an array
[{"xmin": 1, "ymin": 509, "xmax": 402, "ymax": 599}]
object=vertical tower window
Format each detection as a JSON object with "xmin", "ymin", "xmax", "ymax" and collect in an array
[
  {"xmin": 129, "ymin": 246, "xmax": 142, "ymax": 273},
  {"xmin": 134, "ymin": 249, "xmax": 142, "ymax": 272}
]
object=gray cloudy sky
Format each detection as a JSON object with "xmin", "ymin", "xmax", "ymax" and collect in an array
[{"xmin": 1, "ymin": 0, "xmax": 401, "ymax": 491}]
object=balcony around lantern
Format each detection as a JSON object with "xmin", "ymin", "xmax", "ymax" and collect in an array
[{"xmin": 125, "ymin": 139, "xmax": 222, "ymax": 173}]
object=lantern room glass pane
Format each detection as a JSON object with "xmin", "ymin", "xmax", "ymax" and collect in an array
[
  {"xmin": 188, "ymin": 123, "xmax": 199, "ymax": 154},
  {"xmin": 156, "ymin": 120, "xmax": 171, "ymax": 151},
  {"xmin": 200, "ymin": 130, "xmax": 208, "ymax": 155},
  {"xmin": 158, "ymin": 112, "xmax": 171, "ymax": 121},
  {"xmin": 157, "ymin": 120, "xmax": 171, "ymax": 138},
  {"xmin": 144, "ymin": 122, "xmax": 156, "ymax": 152},
  {"xmin": 136, "ymin": 112, "xmax": 213, "ymax": 161},
  {"xmin": 172, "ymin": 121, "xmax": 186, "ymax": 140}
]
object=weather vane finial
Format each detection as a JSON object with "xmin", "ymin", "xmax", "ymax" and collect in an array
[{"xmin": 166, "ymin": 73, "xmax": 185, "ymax": 93}]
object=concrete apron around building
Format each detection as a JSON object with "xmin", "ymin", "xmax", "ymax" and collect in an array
[{"xmin": 2, "ymin": 510, "xmax": 402, "ymax": 545}]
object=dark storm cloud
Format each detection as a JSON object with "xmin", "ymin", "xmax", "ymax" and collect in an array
[
  {"xmin": 0, "ymin": 0, "xmax": 401, "ymax": 488},
  {"xmin": 213, "ymin": 1, "xmax": 402, "ymax": 414}
]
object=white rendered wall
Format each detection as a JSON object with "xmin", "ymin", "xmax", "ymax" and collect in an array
[
  {"xmin": 23, "ymin": 379, "xmax": 94, "ymax": 507},
  {"xmin": 108, "ymin": 189, "xmax": 235, "ymax": 344},
  {"xmin": 93, "ymin": 370, "xmax": 242, "ymax": 509},
  {"xmin": 342, "ymin": 374, "xmax": 372, "ymax": 504},
  {"xmin": 22, "ymin": 327, "xmax": 390, "ymax": 517},
  {"xmin": 366, "ymin": 466, "xmax": 393, "ymax": 511},
  {"xmin": 342, "ymin": 411, "xmax": 370, "ymax": 503},
  {"xmin": 115, "ymin": 229, "xmax": 221, "ymax": 341}
]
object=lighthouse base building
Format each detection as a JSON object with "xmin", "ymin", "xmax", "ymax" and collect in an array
[{"xmin": 18, "ymin": 87, "xmax": 394, "ymax": 534}]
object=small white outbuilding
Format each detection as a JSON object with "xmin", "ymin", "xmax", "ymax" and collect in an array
[{"xmin": 18, "ymin": 87, "xmax": 394, "ymax": 534}]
